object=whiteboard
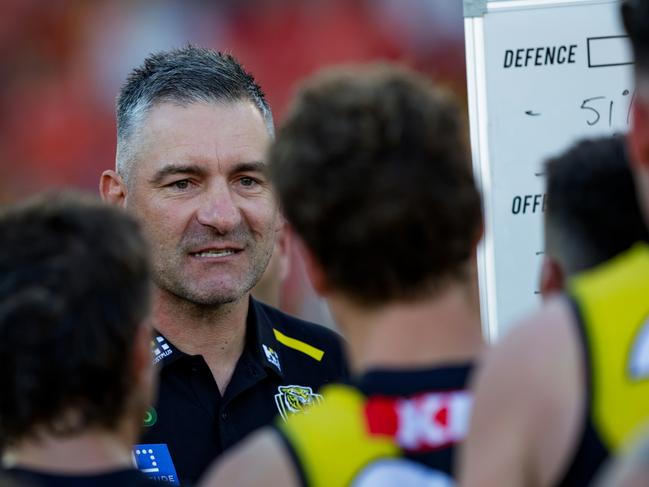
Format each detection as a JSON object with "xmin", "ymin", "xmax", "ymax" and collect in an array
[{"xmin": 464, "ymin": 0, "xmax": 634, "ymax": 341}]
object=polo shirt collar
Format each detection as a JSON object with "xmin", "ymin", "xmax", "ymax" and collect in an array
[
  {"xmin": 150, "ymin": 297, "xmax": 286, "ymax": 379},
  {"xmin": 150, "ymin": 333, "xmax": 182, "ymax": 367},
  {"xmin": 247, "ymin": 297, "xmax": 286, "ymax": 379}
]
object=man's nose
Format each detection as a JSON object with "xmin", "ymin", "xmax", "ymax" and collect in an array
[{"xmin": 196, "ymin": 182, "xmax": 242, "ymax": 234}]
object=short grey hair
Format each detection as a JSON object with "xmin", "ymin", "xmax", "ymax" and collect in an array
[{"xmin": 116, "ymin": 46, "xmax": 274, "ymax": 182}]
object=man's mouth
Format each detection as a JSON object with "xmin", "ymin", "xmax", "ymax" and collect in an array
[{"xmin": 190, "ymin": 248, "xmax": 241, "ymax": 258}]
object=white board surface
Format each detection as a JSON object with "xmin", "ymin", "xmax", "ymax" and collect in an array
[{"xmin": 465, "ymin": 0, "xmax": 634, "ymax": 340}]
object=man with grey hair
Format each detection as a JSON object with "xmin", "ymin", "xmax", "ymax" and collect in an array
[{"xmin": 100, "ymin": 46, "xmax": 347, "ymax": 485}]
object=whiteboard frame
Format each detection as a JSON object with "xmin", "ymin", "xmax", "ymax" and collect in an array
[
  {"xmin": 464, "ymin": 0, "xmax": 622, "ymax": 342},
  {"xmin": 465, "ymin": 15, "xmax": 498, "ymax": 342},
  {"xmin": 488, "ymin": 0, "xmax": 613, "ymax": 11}
]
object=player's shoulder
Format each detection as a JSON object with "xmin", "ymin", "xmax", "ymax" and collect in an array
[
  {"xmin": 287, "ymin": 382, "xmax": 363, "ymax": 427},
  {"xmin": 202, "ymin": 429, "xmax": 301, "ymax": 487},
  {"xmin": 476, "ymin": 295, "xmax": 581, "ymax": 408},
  {"xmin": 498, "ymin": 296, "xmax": 576, "ymax": 360},
  {"xmin": 462, "ymin": 296, "xmax": 583, "ymax": 482}
]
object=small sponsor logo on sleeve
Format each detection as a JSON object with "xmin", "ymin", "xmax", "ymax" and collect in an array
[
  {"xmin": 143, "ymin": 407, "xmax": 157, "ymax": 427},
  {"xmin": 263, "ymin": 344, "xmax": 282, "ymax": 371},
  {"xmin": 133, "ymin": 444, "xmax": 179, "ymax": 485}
]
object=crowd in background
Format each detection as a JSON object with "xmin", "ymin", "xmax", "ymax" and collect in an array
[{"xmin": 0, "ymin": 0, "xmax": 464, "ymax": 324}]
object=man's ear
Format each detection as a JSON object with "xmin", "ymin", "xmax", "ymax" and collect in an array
[
  {"xmin": 100, "ymin": 170, "xmax": 127, "ymax": 207},
  {"xmin": 292, "ymin": 231, "xmax": 329, "ymax": 297},
  {"xmin": 540, "ymin": 256, "xmax": 565, "ymax": 300}
]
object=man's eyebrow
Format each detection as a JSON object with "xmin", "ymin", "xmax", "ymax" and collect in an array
[
  {"xmin": 232, "ymin": 161, "xmax": 268, "ymax": 175},
  {"xmin": 148, "ymin": 164, "xmax": 207, "ymax": 185}
]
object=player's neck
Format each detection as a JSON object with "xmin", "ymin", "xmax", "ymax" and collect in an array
[
  {"xmin": 329, "ymin": 283, "xmax": 485, "ymax": 374},
  {"xmin": 3, "ymin": 428, "xmax": 134, "ymax": 474},
  {"xmin": 151, "ymin": 289, "xmax": 249, "ymax": 393}
]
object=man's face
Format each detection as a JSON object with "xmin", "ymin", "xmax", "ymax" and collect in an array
[{"xmin": 125, "ymin": 101, "xmax": 278, "ymax": 306}]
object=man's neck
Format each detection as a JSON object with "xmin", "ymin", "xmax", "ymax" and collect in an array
[
  {"xmin": 152, "ymin": 289, "xmax": 250, "ymax": 393},
  {"xmin": 3, "ymin": 429, "xmax": 134, "ymax": 475},
  {"xmin": 328, "ymin": 283, "xmax": 486, "ymax": 375}
]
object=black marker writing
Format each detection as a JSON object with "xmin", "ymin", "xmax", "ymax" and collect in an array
[{"xmin": 504, "ymin": 45, "xmax": 577, "ymax": 68}]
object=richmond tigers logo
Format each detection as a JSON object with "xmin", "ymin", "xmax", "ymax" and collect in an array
[{"xmin": 274, "ymin": 385, "xmax": 323, "ymax": 421}]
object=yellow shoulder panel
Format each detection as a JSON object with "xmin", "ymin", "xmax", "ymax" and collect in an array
[
  {"xmin": 570, "ymin": 244, "xmax": 649, "ymax": 450},
  {"xmin": 278, "ymin": 384, "xmax": 399, "ymax": 487}
]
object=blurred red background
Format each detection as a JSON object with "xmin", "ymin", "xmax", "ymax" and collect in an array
[{"xmin": 0, "ymin": 0, "xmax": 466, "ymax": 323}]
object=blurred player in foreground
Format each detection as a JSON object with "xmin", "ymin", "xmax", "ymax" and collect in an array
[
  {"xmin": 0, "ymin": 192, "xmax": 157, "ymax": 487},
  {"xmin": 202, "ymin": 63, "xmax": 485, "ymax": 486}
]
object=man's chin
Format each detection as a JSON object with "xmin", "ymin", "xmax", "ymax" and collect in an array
[
  {"xmin": 154, "ymin": 271, "xmax": 262, "ymax": 306},
  {"xmin": 164, "ymin": 284, "xmax": 252, "ymax": 307},
  {"xmin": 182, "ymin": 291, "xmax": 244, "ymax": 306}
]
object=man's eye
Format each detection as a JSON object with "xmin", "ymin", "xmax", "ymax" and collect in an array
[
  {"xmin": 170, "ymin": 180, "xmax": 191, "ymax": 190},
  {"xmin": 240, "ymin": 177, "xmax": 258, "ymax": 187}
]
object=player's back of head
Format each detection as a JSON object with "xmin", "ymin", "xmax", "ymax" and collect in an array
[
  {"xmin": 0, "ymin": 191, "xmax": 152, "ymax": 448},
  {"xmin": 622, "ymin": 0, "xmax": 649, "ymax": 228},
  {"xmin": 544, "ymin": 135, "xmax": 649, "ymax": 280},
  {"xmin": 270, "ymin": 64, "xmax": 482, "ymax": 306},
  {"xmin": 622, "ymin": 0, "xmax": 649, "ymax": 74}
]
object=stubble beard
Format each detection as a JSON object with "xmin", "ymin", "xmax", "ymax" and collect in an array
[{"xmin": 152, "ymin": 231, "xmax": 275, "ymax": 308}]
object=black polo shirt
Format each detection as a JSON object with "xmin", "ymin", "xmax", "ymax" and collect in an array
[{"xmin": 137, "ymin": 297, "xmax": 348, "ymax": 485}]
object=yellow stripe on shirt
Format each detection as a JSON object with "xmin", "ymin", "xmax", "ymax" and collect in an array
[{"xmin": 273, "ymin": 328, "xmax": 325, "ymax": 362}]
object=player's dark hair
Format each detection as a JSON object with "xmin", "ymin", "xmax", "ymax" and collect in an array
[
  {"xmin": 545, "ymin": 135, "xmax": 649, "ymax": 276},
  {"xmin": 622, "ymin": 0, "xmax": 649, "ymax": 72},
  {"xmin": 0, "ymin": 191, "xmax": 151, "ymax": 446},
  {"xmin": 270, "ymin": 64, "xmax": 482, "ymax": 305}
]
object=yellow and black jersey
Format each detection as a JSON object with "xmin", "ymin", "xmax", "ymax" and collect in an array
[
  {"xmin": 275, "ymin": 365, "xmax": 474, "ymax": 487},
  {"xmin": 560, "ymin": 243, "xmax": 649, "ymax": 486}
]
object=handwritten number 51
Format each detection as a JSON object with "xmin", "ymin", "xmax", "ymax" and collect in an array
[{"xmin": 580, "ymin": 90, "xmax": 634, "ymax": 127}]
